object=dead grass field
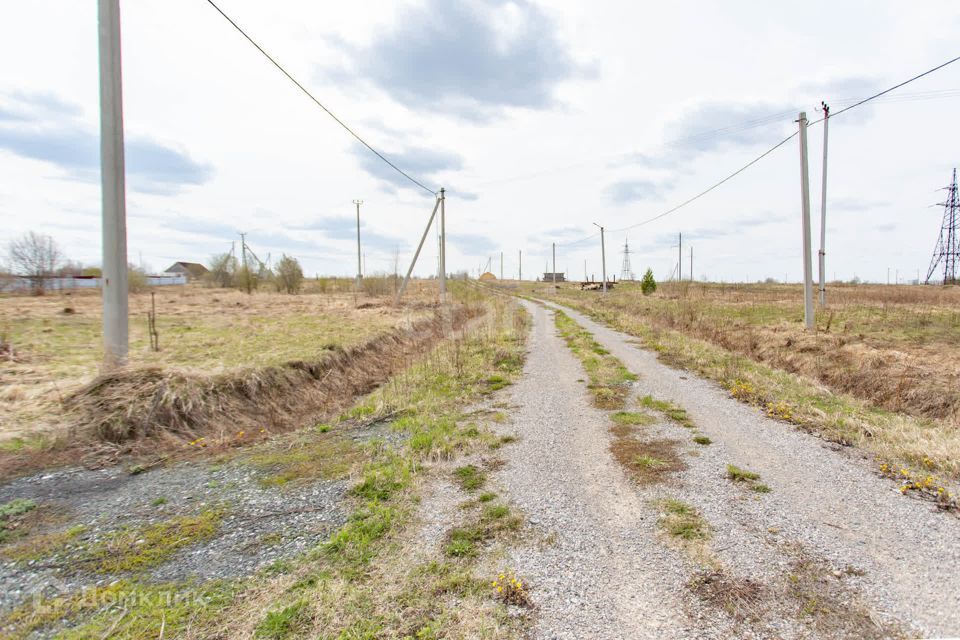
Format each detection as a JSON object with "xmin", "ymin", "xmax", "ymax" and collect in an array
[{"xmin": 0, "ymin": 280, "xmax": 439, "ymax": 441}]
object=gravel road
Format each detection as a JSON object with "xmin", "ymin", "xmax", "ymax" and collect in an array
[
  {"xmin": 520, "ymin": 299, "xmax": 960, "ymax": 638},
  {"xmin": 494, "ymin": 301, "xmax": 734, "ymax": 639}
]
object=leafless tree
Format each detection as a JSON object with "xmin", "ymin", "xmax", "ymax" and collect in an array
[
  {"xmin": 273, "ymin": 254, "xmax": 304, "ymax": 294},
  {"xmin": 7, "ymin": 231, "xmax": 62, "ymax": 295}
]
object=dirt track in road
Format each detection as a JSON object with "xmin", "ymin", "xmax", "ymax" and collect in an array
[{"xmin": 493, "ymin": 299, "xmax": 960, "ymax": 638}]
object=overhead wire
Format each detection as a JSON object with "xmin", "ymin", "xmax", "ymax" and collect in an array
[
  {"xmin": 203, "ymin": 0, "xmax": 438, "ymax": 197},
  {"xmin": 559, "ymin": 54, "xmax": 960, "ymax": 247}
]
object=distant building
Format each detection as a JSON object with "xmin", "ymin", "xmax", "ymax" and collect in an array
[
  {"xmin": 542, "ymin": 272, "xmax": 566, "ymax": 283},
  {"xmin": 479, "ymin": 271, "xmax": 497, "ymax": 282},
  {"xmin": 164, "ymin": 262, "xmax": 209, "ymax": 280}
]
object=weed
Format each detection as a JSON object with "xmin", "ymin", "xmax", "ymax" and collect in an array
[
  {"xmin": 151, "ymin": 496, "xmax": 168, "ymax": 506},
  {"xmin": 634, "ymin": 455, "xmax": 668, "ymax": 469},
  {"xmin": 491, "ymin": 571, "xmax": 532, "ymax": 607},
  {"xmin": 639, "ymin": 395, "xmax": 695, "ymax": 428},
  {"xmin": 482, "ymin": 504, "xmax": 510, "ymax": 520},
  {"xmin": 453, "ymin": 465, "xmax": 486, "ymax": 492},
  {"xmin": 693, "ymin": 435, "xmax": 712, "ymax": 445},
  {"xmin": 657, "ymin": 499, "xmax": 710, "ymax": 541},
  {"xmin": 478, "ymin": 492, "xmax": 497, "ymax": 503},
  {"xmin": 610, "ymin": 411, "xmax": 655, "ymax": 426},
  {"xmin": 726, "ymin": 464, "xmax": 760, "ymax": 482}
]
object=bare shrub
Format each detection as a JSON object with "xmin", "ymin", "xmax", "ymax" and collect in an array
[
  {"xmin": 361, "ymin": 274, "xmax": 396, "ymax": 297},
  {"xmin": 205, "ymin": 253, "xmax": 236, "ymax": 288},
  {"xmin": 7, "ymin": 231, "xmax": 62, "ymax": 295},
  {"xmin": 273, "ymin": 254, "xmax": 304, "ymax": 294}
]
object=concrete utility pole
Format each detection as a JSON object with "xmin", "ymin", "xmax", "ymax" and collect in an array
[
  {"xmin": 240, "ymin": 232, "xmax": 250, "ymax": 294},
  {"xmin": 439, "ymin": 188, "xmax": 446, "ymax": 304},
  {"xmin": 396, "ymin": 196, "xmax": 440, "ymax": 302},
  {"xmin": 99, "ymin": 0, "xmax": 129, "ymax": 368},
  {"xmin": 552, "ymin": 243, "xmax": 557, "ymax": 285},
  {"xmin": 353, "ymin": 200, "xmax": 363, "ymax": 292},
  {"xmin": 818, "ymin": 102, "xmax": 830, "ymax": 307},
  {"xmin": 798, "ymin": 111, "xmax": 815, "ymax": 331},
  {"xmin": 690, "ymin": 246, "xmax": 693, "ymax": 282},
  {"xmin": 593, "ymin": 223, "xmax": 607, "ymax": 293},
  {"xmin": 678, "ymin": 233, "xmax": 682, "ymax": 282}
]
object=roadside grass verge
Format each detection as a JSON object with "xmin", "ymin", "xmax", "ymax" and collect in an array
[
  {"xmin": 542, "ymin": 296, "xmax": 960, "ymax": 495},
  {"xmin": 553, "ymin": 310, "xmax": 636, "ymax": 409},
  {"xmin": 188, "ymin": 284, "xmax": 531, "ymax": 638},
  {"xmin": 0, "ymin": 286, "xmax": 530, "ymax": 640}
]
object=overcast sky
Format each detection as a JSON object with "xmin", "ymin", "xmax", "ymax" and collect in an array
[{"xmin": 1, "ymin": 0, "xmax": 959, "ymax": 283}]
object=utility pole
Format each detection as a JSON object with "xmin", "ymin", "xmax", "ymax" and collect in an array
[
  {"xmin": 678, "ymin": 232, "xmax": 682, "ymax": 282},
  {"xmin": 690, "ymin": 246, "xmax": 693, "ymax": 282},
  {"xmin": 552, "ymin": 243, "xmax": 557, "ymax": 285},
  {"xmin": 593, "ymin": 223, "xmax": 607, "ymax": 293},
  {"xmin": 818, "ymin": 102, "xmax": 830, "ymax": 307},
  {"xmin": 353, "ymin": 200, "xmax": 363, "ymax": 292},
  {"xmin": 798, "ymin": 111, "xmax": 815, "ymax": 331},
  {"xmin": 240, "ymin": 232, "xmax": 251, "ymax": 294},
  {"xmin": 519, "ymin": 250, "xmax": 522, "ymax": 281},
  {"xmin": 439, "ymin": 188, "xmax": 446, "ymax": 304},
  {"xmin": 99, "ymin": 0, "xmax": 129, "ymax": 368},
  {"xmin": 584, "ymin": 260, "xmax": 587, "ymax": 281}
]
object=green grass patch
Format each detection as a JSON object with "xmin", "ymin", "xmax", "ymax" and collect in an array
[
  {"xmin": 657, "ymin": 499, "xmax": 710, "ymax": 541},
  {"xmin": 634, "ymin": 455, "xmax": 668, "ymax": 469},
  {"xmin": 453, "ymin": 465, "xmax": 486, "ymax": 492},
  {"xmin": 255, "ymin": 599, "xmax": 310, "ymax": 639},
  {"xmin": 553, "ymin": 310, "xmax": 636, "ymax": 410},
  {"xmin": 726, "ymin": 464, "xmax": 760, "ymax": 482},
  {"xmin": 247, "ymin": 435, "xmax": 361, "ymax": 488},
  {"xmin": 611, "ymin": 411, "xmax": 655, "ymax": 426},
  {"xmin": 80, "ymin": 508, "xmax": 224, "ymax": 574},
  {"xmin": 639, "ymin": 395, "xmax": 695, "ymax": 428},
  {"xmin": 693, "ymin": 435, "xmax": 712, "ymax": 445}
]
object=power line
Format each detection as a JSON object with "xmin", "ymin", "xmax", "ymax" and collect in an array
[
  {"xmin": 810, "ymin": 54, "xmax": 960, "ymax": 125},
  {"xmin": 563, "ymin": 54, "xmax": 960, "ymax": 245},
  {"xmin": 609, "ymin": 133, "xmax": 797, "ymax": 233},
  {"xmin": 203, "ymin": 0, "xmax": 437, "ymax": 197}
]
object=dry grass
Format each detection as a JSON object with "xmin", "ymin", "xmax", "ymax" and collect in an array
[
  {"xmin": 0, "ymin": 281, "xmax": 440, "ymax": 441},
  {"xmin": 0, "ymin": 304, "xmax": 480, "ymax": 478},
  {"xmin": 514, "ymin": 281, "xmax": 960, "ymax": 483},
  {"xmin": 541, "ymin": 281, "xmax": 960, "ymax": 426}
]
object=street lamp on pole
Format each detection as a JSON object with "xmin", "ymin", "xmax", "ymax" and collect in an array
[{"xmin": 592, "ymin": 223, "xmax": 607, "ymax": 293}]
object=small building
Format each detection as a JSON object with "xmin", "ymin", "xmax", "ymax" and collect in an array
[
  {"xmin": 479, "ymin": 271, "xmax": 497, "ymax": 282},
  {"xmin": 542, "ymin": 272, "xmax": 566, "ymax": 283},
  {"xmin": 164, "ymin": 261, "xmax": 209, "ymax": 280}
]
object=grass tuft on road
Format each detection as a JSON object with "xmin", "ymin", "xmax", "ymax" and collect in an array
[{"xmin": 553, "ymin": 310, "xmax": 636, "ymax": 409}]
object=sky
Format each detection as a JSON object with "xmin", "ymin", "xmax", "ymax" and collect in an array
[{"xmin": 1, "ymin": 0, "xmax": 959, "ymax": 284}]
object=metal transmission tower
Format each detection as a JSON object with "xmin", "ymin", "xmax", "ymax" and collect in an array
[
  {"xmin": 619, "ymin": 238, "xmax": 635, "ymax": 281},
  {"xmin": 925, "ymin": 168, "xmax": 959, "ymax": 285}
]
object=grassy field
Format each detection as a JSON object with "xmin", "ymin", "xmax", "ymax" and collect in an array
[
  {"xmin": 502, "ymin": 279, "xmax": 960, "ymax": 489},
  {"xmin": 0, "ymin": 280, "xmax": 438, "ymax": 440}
]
